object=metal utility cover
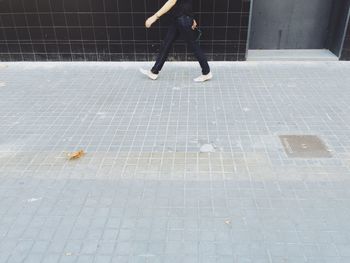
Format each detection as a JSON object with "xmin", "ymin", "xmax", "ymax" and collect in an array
[{"xmin": 279, "ymin": 135, "xmax": 332, "ymax": 158}]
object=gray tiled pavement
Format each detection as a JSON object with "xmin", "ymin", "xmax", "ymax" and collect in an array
[{"xmin": 0, "ymin": 61, "xmax": 350, "ymax": 263}]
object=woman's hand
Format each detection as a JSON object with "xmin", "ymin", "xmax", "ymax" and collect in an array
[
  {"xmin": 192, "ymin": 19, "xmax": 197, "ymax": 30},
  {"xmin": 145, "ymin": 15, "xmax": 158, "ymax": 28}
]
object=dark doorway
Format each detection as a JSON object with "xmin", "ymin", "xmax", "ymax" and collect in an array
[{"xmin": 249, "ymin": 0, "xmax": 334, "ymax": 49}]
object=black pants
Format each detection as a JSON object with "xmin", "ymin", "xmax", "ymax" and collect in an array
[{"xmin": 151, "ymin": 15, "xmax": 210, "ymax": 75}]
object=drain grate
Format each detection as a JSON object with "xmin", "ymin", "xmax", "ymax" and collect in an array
[{"xmin": 279, "ymin": 135, "xmax": 332, "ymax": 158}]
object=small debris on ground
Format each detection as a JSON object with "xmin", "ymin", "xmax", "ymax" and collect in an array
[
  {"xmin": 27, "ymin": 198, "xmax": 42, "ymax": 203},
  {"xmin": 68, "ymin": 150, "xmax": 85, "ymax": 160},
  {"xmin": 65, "ymin": 252, "xmax": 73, "ymax": 256},
  {"xmin": 224, "ymin": 219, "xmax": 231, "ymax": 225},
  {"xmin": 200, "ymin": 143, "xmax": 216, "ymax": 153},
  {"xmin": 0, "ymin": 82, "xmax": 6, "ymax": 87}
]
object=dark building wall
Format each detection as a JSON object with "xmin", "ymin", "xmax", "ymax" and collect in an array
[{"xmin": 0, "ymin": 0, "xmax": 251, "ymax": 61}]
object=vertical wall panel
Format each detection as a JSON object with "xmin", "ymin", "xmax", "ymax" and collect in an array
[
  {"xmin": 340, "ymin": 6, "xmax": 350, "ymax": 60},
  {"xmin": 340, "ymin": 14, "xmax": 350, "ymax": 60}
]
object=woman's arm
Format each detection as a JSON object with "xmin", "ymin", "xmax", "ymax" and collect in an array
[
  {"xmin": 145, "ymin": 0, "xmax": 177, "ymax": 28},
  {"xmin": 155, "ymin": 0, "xmax": 177, "ymax": 17}
]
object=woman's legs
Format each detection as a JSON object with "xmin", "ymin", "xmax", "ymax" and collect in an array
[
  {"xmin": 151, "ymin": 22, "xmax": 179, "ymax": 74},
  {"xmin": 176, "ymin": 16, "xmax": 210, "ymax": 75}
]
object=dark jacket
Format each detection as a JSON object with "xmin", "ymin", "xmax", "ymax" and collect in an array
[{"xmin": 170, "ymin": 0, "xmax": 194, "ymax": 18}]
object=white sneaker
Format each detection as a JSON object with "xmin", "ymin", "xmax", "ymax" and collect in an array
[
  {"xmin": 194, "ymin": 72, "xmax": 213, "ymax": 82},
  {"xmin": 140, "ymin": 68, "xmax": 158, "ymax": 80}
]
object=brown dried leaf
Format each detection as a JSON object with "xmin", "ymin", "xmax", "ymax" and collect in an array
[{"xmin": 68, "ymin": 150, "xmax": 85, "ymax": 160}]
